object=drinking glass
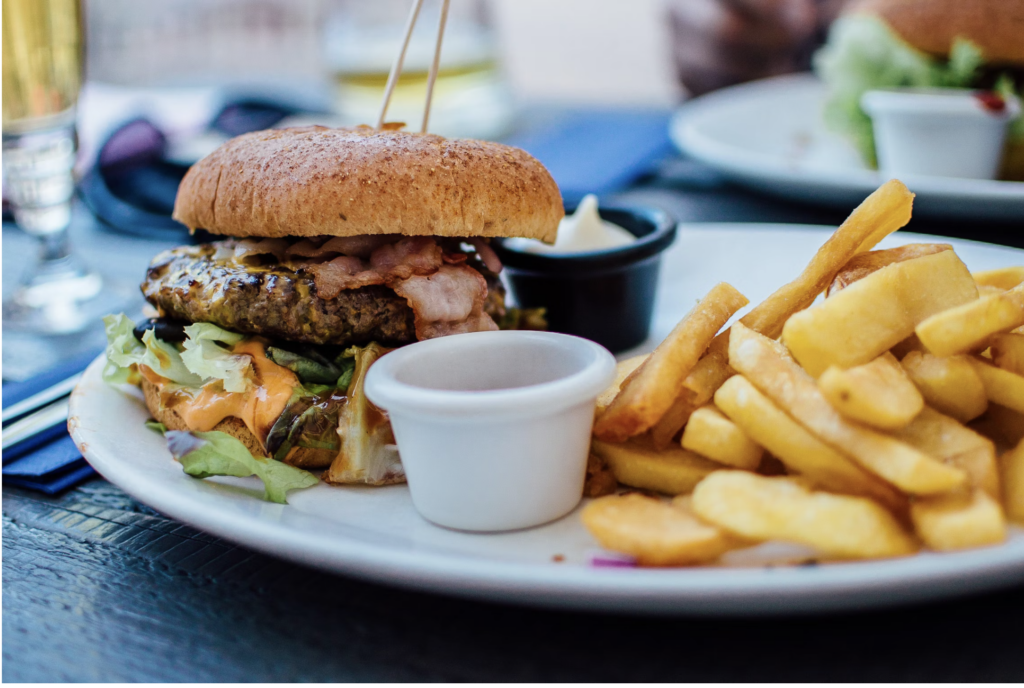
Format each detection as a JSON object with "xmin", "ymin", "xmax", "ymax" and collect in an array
[{"xmin": 3, "ymin": 0, "xmax": 116, "ymax": 336}]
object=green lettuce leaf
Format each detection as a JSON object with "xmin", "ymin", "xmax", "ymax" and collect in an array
[
  {"xmin": 145, "ymin": 420, "xmax": 168, "ymax": 434},
  {"xmin": 102, "ymin": 313, "xmax": 203, "ymax": 387},
  {"xmin": 267, "ymin": 345, "xmax": 356, "ymax": 388},
  {"xmin": 166, "ymin": 429, "xmax": 319, "ymax": 504},
  {"xmin": 181, "ymin": 322, "xmax": 252, "ymax": 393}
]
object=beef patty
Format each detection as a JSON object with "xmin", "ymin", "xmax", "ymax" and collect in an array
[{"xmin": 141, "ymin": 244, "xmax": 505, "ymax": 346}]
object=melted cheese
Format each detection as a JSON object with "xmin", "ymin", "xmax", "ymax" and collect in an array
[{"xmin": 146, "ymin": 339, "xmax": 299, "ymax": 445}]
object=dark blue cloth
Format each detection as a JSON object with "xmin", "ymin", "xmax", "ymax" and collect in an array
[{"xmin": 2, "ymin": 349, "xmax": 103, "ymax": 493}]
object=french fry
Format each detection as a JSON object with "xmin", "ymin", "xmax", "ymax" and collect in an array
[
  {"xmin": 1003, "ymin": 438, "xmax": 1024, "ymax": 522},
  {"xmin": 692, "ymin": 471, "xmax": 917, "ymax": 559},
  {"xmin": 677, "ymin": 179, "xmax": 916, "ymax": 411},
  {"xmin": 714, "ymin": 375, "xmax": 905, "ymax": 510},
  {"xmin": 681, "ymin": 405, "xmax": 763, "ymax": 470},
  {"xmin": 729, "ymin": 323, "xmax": 967, "ymax": 495},
  {"xmin": 783, "ymin": 250, "xmax": 979, "ymax": 375},
  {"xmin": 591, "ymin": 437, "xmax": 720, "ymax": 496},
  {"xmin": 890, "ymin": 333, "xmax": 926, "ymax": 360},
  {"xmin": 973, "ymin": 266, "xmax": 1024, "ymax": 291},
  {"xmin": 969, "ymin": 357, "xmax": 1024, "ymax": 415},
  {"xmin": 970, "ymin": 403, "xmax": 1024, "ymax": 449},
  {"xmin": 595, "ymin": 354, "xmax": 648, "ymax": 415},
  {"xmin": 818, "ymin": 353, "xmax": 924, "ymax": 430},
  {"xmin": 910, "ymin": 488, "xmax": 1006, "ymax": 551},
  {"xmin": 889, "ymin": 406, "xmax": 1000, "ymax": 498},
  {"xmin": 581, "ymin": 494, "xmax": 744, "ymax": 566},
  {"xmin": 978, "ymin": 285, "xmax": 1006, "ymax": 297},
  {"xmin": 900, "ymin": 351, "xmax": 988, "ymax": 423},
  {"xmin": 649, "ymin": 395, "xmax": 696, "ymax": 449},
  {"xmin": 989, "ymin": 332, "xmax": 1024, "ymax": 376},
  {"xmin": 917, "ymin": 281, "xmax": 1024, "ymax": 356},
  {"xmin": 593, "ymin": 283, "xmax": 748, "ymax": 442},
  {"xmin": 827, "ymin": 243, "xmax": 951, "ymax": 296},
  {"xmin": 583, "ymin": 452, "xmax": 618, "ymax": 498}
]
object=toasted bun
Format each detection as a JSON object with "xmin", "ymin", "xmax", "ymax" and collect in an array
[
  {"xmin": 848, "ymin": 0, "xmax": 1024, "ymax": 64},
  {"xmin": 172, "ymin": 125, "xmax": 563, "ymax": 242},
  {"xmin": 142, "ymin": 379, "xmax": 333, "ymax": 469}
]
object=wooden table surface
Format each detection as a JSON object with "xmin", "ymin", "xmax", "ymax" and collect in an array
[{"xmin": 5, "ymin": 161, "xmax": 1024, "ymax": 682}]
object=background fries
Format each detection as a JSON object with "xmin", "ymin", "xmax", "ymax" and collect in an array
[
  {"xmin": 581, "ymin": 180, "xmax": 1024, "ymax": 568},
  {"xmin": 783, "ymin": 250, "xmax": 978, "ymax": 375},
  {"xmin": 817, "ymin": 353, "xmax": 923, "ymax": 430},
  {"xmin": 681, "ymin": 405, "xmax": 762, "ymax": 470},
  {"xmin": 593, "ymin": 282, "xmax": 747, "ymax": 442},
  {"xmin": 691, "ymin": 471, "xmax": 917, "ymax": 559}
]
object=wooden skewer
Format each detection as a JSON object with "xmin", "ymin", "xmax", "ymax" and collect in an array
[
  {"xmin": 375, "ymin": 0, "xmax": 426, "ymax": 130},
  {"xmin": 421, "ymin": 0, "xmax": 451, "ymax": 133}
]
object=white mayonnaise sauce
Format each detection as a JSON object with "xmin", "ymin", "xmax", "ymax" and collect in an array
[{"xmin": 506, "ymin": 194, "xmax": 636, "ymax": 254}]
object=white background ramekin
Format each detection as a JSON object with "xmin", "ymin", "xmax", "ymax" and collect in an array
[
  {"xmin": 860, "ymin": 88, "xmax": 1021, "ymax": 180},
  {"xmin": 364, "ymin": 330, "xmax": 616, "ymax": 532}
]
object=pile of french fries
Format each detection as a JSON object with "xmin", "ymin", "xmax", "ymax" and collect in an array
[{"xmin": 583, "ymin": 180, "xmax": 1024, "ymax": 566}]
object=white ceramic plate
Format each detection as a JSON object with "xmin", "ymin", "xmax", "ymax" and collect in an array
[
  {"xmin": 670, "ymin": 74, "xmax": 1024, "ymax": 221},
  {"xmin": 70, "ymin": 224, "xmax": 1024, "ymax": 615}
]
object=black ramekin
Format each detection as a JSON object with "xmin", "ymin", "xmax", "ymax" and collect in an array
[{"xmin": 493, "ymin": 204, "xmax": 677, "ymax": 353}]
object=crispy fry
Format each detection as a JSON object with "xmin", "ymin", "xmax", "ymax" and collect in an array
[
  {"xmin": 581, "ymin": 494, "xmax": 745, "ymax": 566},
  {"xmin": 783, "ymin": 250, "xmax": 979, "ymax": 375},
  {"xmin": 910, "ymin": 488, "xmax": 1006, "ymax": 551},
  {"xmin": 678, "ymin": 180, "xmax": 915, "ymax": 407},
  {"xmin": 595, "ymin": 354, "xmax": 648, "ymax": 415},
  {"xmin": 692, "ymin": 471, "xmax": 917, "ymax": 559},
  {"xmin": 714, "ymin": 375, "xmax": 905, "ymax": 510},
  {"xmin": 990, "ymin": 333, "xmax": 1024, "ymax": 376},
  {"xmin": 973, "ymin": 266, "xmax": 1024, "ymax": 291},
  {"xmin": 917, "ymin": 281, "xmax": 1024, "ymax": 356},
  {"xmin": 681, "ymin": 405, "xmax": 763, "ymax": 470},
  {"xmin": 969, "ymin": 357, "xmax": 1024, "ymax": 415},
  {"xmin": 591, "ymin": 437, "xmax": 721, "ymax": 496},
  {"xmin": 1003, "ymin": 438, "xmax": 1024, "ymax": 523},
  {"xmin": 900, "ymin": 351, "xmax": 988, "ymax": 423},
  {"xmin": 593, "ymin": 283, "xmax": 747, "ymax": 442},
  {"xmin": 818, "ymin": 352, "xmax": 924, "ymax": 430},
  {"xmin": 889, "ymin": 407, "xmax": 1000, "ymax": 498},
  {"xmin": 827, "ymin": 243, "xmax": 951, "ymax": 296},
  {"xmin": 649, "ymin": 395, "xmax": 696, "ymax": 449},
  {"xmin": 729, "ymin": 323, "xmax": 967, "ymax": 495}
]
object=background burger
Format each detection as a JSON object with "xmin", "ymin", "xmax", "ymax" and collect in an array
[
  {"xmin": 814, "ymin": 0, "xmax": 1024, "ymax": 180},
  {"xmin": 104, "ymin": 125, "xmax": 561, "ymax": 494}
]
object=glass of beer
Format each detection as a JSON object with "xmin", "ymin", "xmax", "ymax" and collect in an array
[{"xmin": 3, "ymin": 0, "xmax": 113, "ymax": 336}]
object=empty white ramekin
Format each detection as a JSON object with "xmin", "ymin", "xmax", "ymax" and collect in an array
[
  {"xmin": 364, "ymin": 330, "xmax": 616, "ymax": 532},
  {"xmin": 860, "ymin": 88, "xmax": 1021, "ymax": 179}
]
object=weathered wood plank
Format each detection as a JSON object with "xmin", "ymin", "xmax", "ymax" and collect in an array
[{"xmin": 4, "ymin": 480, "xmax": 1024, "ymax": 682}]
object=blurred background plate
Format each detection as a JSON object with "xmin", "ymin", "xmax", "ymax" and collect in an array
[
  {"xmin": 670, "ymin": 74, "xmax": 1024, "ymax": 222},
  {"xmin": 69, "ymin": 224, "xmax": 1024, "ymax": 616}
]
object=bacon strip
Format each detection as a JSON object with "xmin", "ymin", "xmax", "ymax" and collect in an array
[
  {"xmin": 303, "ymin": 256, "xmax": 385, "ymax": 299},
  {"xmin": 369, "ymin": 237, "xmax": 444, "ymax": 280},
  {"xmin": 235, "ymin": 238, "xmax": 289, "ymax": 261},
  {"xmin": 391, "ymin": 265, "xmax": 499, "ymax": 339}
]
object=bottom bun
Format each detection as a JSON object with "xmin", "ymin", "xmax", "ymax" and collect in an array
[{"xmin": 141, "ymin": 379, "xmax": 335, "ymax": 469}]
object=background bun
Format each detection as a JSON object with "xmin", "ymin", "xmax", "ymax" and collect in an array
[
  {"xmin": 848, "ymin": 0, "xmax": 1024, "ymax": 64},
  {"xmin": 173, "ymin": 125, "xmax": 563, "ymax": 242},
  {"xmin": 142, "ymin": 379, "xmax": 334, "ymax": 469}
]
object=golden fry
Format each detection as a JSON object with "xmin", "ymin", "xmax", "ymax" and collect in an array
[
  {"xmin": 969, "ymin": 357, "xmax": 1024, "ymax": 415},
  {"xmin": 817, "ymin": 352, "xmax": 924, "ymax": 430},
  {"xmin": 649, "ymin": 394, "xmax": 696, "ymax": 450},
  {"xmin": 827, "ymin": 243, "xmax": 951, "ymax": 296},
  {"xmin": 596, "ymin": 354, "xmax": 648, "ymax": 415},
  {"xmin": 729, "ymin": 323, "xmax": 966, "ymax": 495},
  {"xmin": 917, "ymin": 281, "xmax": 1024, "ymax": 356},
  {"xmin": 900, "ymin": 351, "xmax": 988, "ymax": 423},
  {"xmin": 581, "ymin": 494, "xmax": 744, "ymax": 566},
  {"xmin": 990, "ymin": 332, "xmax": 1024, "ymax": 376},
  {"xmin": 681, "ymin": 405, "xmax": 763, "ymax": 470},
  {"xmin": 591, "ymin": 437, "xmax": 720, "ymax": 496},
  {"xmin": 692, "ymin": 471, "xmax": 917, "ymax": 559},
  {"xmin": 783, "ymin": 250, "xmax": 978, "ymax": 375},
  {"xmin": 594, "ymin": 283, "xmax": 747, "ymax": 442},
  {"xmin": 972, "ymin": 266, "xmax": 1024, "ymax": 291},
  {"xmin": 910, "ymin": 488, "xmax": 1006, "ymax": 551},
  {"xmin": 1003, "ymin": 438, "xmax": 1024, "ymax": 523},
  {"xmin": 714, "ymin": 375, "xmax": 905, "ymax": 510}
]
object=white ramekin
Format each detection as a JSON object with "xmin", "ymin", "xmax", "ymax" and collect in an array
[
  {"xmin": 860, "ymin": 88, "xmax": 1021, "ymax": 180},
  {"xmin": 364, "ymin": 330, "xmax": 616, "ymax": 532}
]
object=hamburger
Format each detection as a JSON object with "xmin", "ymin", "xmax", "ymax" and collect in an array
[
  {"xmin": 813, "ymin": 0, "xmax": 1024, "ymax": 180},
  {"xmin": 104, "ymin": 125, "xmax": 562, "ymax": 492}
]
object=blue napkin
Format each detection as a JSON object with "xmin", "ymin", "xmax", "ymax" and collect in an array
[
  {"xmin": 501, "ymin": 109, "xmax": 675, "ymax": 205},
  {"xmin": 2, "ymin": 348, "xmax": 104, "ymax": 493}
]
